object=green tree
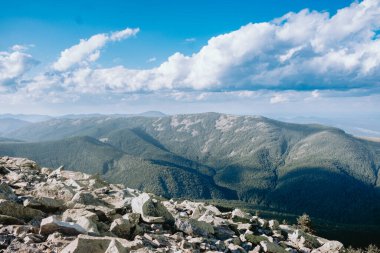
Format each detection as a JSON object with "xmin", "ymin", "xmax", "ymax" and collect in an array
[{"xmin": 297, "ymin": 213, "xmax": 313, "ymax": 233}]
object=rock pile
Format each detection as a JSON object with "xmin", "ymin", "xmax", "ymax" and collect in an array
[{"xmin": 0, "ymin": 156, "xmax": 344, "ymax": 253}]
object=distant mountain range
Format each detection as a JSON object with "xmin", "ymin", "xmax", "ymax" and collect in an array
[
  {"xmin": 0, "ymin": 112, "xmax": 379, "ymax": 229},
  {"xmin": 0, "ymin": 111, "xmax": 166, "ymax": 136}
]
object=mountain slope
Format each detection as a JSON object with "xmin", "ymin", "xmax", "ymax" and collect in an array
[
  {"xmin": 3, "ymin": 113, "xmax": 380, "ymax": 224},
  {"xmin": 0, "ymin": 135, "xmax": 236, "ymax": 200},
  {"xmin": 0, "ymin": 118, "xmax": 31, "ymax": 136}
]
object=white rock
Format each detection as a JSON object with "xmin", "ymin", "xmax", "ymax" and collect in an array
[
  {"xmin": 131, "ymin": 193, "xmax": 173, "ymax": 224},
  {"xmin": 312, "ymin": 240, "xmax": 344, "ymax": 253},
  {"xmin": 39, "ymin": 216, "xmax": 87, "ymax": 235}
]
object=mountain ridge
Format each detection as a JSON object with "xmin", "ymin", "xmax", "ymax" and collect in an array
[{"xmin": 1, "ymin": 113, "xmax": 379, "ymax": 227}]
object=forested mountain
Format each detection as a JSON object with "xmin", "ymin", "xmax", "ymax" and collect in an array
[
  {"xmin": 1, "ymin": 113, "xmax": 380, "ymax": 225},
  {"xmin": 0, "ymin": 118, "xmax": 31, "ymax": 135}
]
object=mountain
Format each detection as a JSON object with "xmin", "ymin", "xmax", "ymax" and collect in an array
[
  {"xmin": 0, "ymin": 156, "xmax": 350, "ymax": 252},
  {"xmin": 0, "ymin": 135, "xmax": 235, "ymax": 200},
  {"xmin": 1, "ymin": 113, "xmax": 380, "ymax": 227},
  {"xmin": 59, "ymin": 111, "xmax": 166, "ymax": 119},
  {"xmin": 136, "ymin": 111, "xmax": 166, "ymax": 117},
  {"xmin": 0, "ymin": 137, "xmax": 23, "ymax": 142},
  {"xmin": 0, "ymin": 118, "xmax": 31, "ymax": 136},
  {"xmin": 0, "ymin": 113, "xmax": 52, "ymax": 122},
  {"xmin": 276, "ymin": 115, "xmax": 380, "ymax": 138}
]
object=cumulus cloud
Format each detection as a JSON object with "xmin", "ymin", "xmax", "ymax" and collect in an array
[
  {"xmin": 110, "ymin": 28, "xmax": 140, "ymax": 41},
  {"xmin": 52, "ymin": 27, "xmax": 139, "ymax": 72},
  {"xmin": 49, "ymin": 0, "xmax": 380, "ymax": 94},
  {"xmin": 3, "ymin": 0, "xmax": 380, "ymax": 113},
  {"xmin": 0, "ymin": 46, "xmax": 38, "ymax": 87},
  {"xmin": 270, "ymin": 94, "xmax": 289, "ymax": 104}
]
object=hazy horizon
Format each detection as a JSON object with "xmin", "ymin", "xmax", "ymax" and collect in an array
[{"xmin": 1, "ymin": 110, "xmax": 380, "ymax": 138}]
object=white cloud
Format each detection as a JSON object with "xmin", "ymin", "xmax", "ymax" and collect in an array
[
  {"xmin": 2, "ymin": 0, "xmax": 380, "ymax": 117},
  {"xmin": 311, "ymin": 90, "xmax": 320, "ymax": 98},
  {"xmin": 47, "ymin": 0, "xmax": 380, "ymax": 93},
  {"xmin": 52, "ymin": 27, "xmax": 139, "ymax": 72},
  {"xmin": 270, "ymin": 94, "xmax": 289, "ymax": 104},
  {"xmin": 110, "ymin": 28, "xmax": 139, "ymax": 41},
  {"xmin": 0, "ymin": 46, "xmax": 38, "ymax": 87}
]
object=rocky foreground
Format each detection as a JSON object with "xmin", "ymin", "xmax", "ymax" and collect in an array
[{"xmin": 0, "ymin": 156, "xmax": 344, "ymax": 253}]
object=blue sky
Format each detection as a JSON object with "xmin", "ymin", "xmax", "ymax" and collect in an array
[
  {"xmin": 0, "ymin": 0, "xmax": 380, "ymax": 135},
  {"xmin": 1, "ymin": 0, "xmax": 353, "ymax": 69}
]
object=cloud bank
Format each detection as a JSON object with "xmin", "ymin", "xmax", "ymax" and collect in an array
[
  {"xmin": 59, "ymin": 0, "xmax": 380, "ymax": 93},
  {"xmin": 0, "ymin": 0, "xmax": 379, "ymax": 114}
]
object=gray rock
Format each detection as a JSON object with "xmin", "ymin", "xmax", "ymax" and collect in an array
[
  {"xmin": 39, "ymin": 216, "xmax": 87, "ymax": 235},
  {"xmin": 312, "ymin": 240, "xmax": 344, "ymax": 253},
  {"xmin": 175, "ymin": 218, "xmax": 214, "ymax": 237},
  {"xmin": 0, "ymin": 199, "xmax": 44, "ymax": 221},
  {"xmin": 260, "ymin": 241, "xmax": 288, "ymax": 253},
  {"xmin": 23, "ymin": 196, "xmax": 64, "ymax": 212},
  {"xmin": 131, "ymin": 193, "xmax": 174, "ymax": 224},
  {"xmin": 33, "ymin": 181, "xmax": 75, "ymax": 202},
  {"xmin": 0, "ymin": 182, "xmax": 17, "ymax": 200},
  {"xmin": 0, "ymin": 214, "xmax": 25, "ymax": 225},
  {"xmin": 122, "ymin": 213, "xmax": 141, "ymax": 226},
  {"xmin": 60, "ymin": 234, "xmax": 143, "ymax": 253},
  {"xmin": 109, "ymin": 218, "xmax": 132, "ymax": 238},
  {"xmin": 67, "ymin": 191, "xmax": 106, "ymax": 207},
  {"xmin": 62, "ymin": 208, "xmax": 98, "ymax": 222},
  {"xmin": 0, "ymin": 156, "xmax": 347, "ymax": 253},
  {"xmin": 76, "ymin": 216, "xmax": 99, "ymax": 236},
  {"xmin": 231, "ymin": 209, "xmax": 252, "ymax": 223},
  {"xmin": 288, "ymin": 229, "xmax": 321, "ymax": 249},
  {"xmin": 269, "ymin": 220, "xmax": 280, "ymax": 230}
]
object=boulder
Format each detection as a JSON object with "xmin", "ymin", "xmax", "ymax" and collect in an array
[
  {"xmin": 0, "ymin": 234, "xmax": 16, "ymax": 249},
  {"xmin": 191, "ymin": 202, "xmax": 221, "ymax": 219},
  {"xmin": 231, "ymin": 209, "xmax": 252, "ymax": 223},
  {"xmin": 109, "ymin": 218, "xmax": 132, "ymax": 239},
  {"xmin": 288, "ymin": 229, "xmax": 321, "ymax": 249},
  {"xmin": 131, "ymin": 193, "xmax": 174, "ymax": 224},
  {"xmin": 0, "ymin": 214, "xmax": 25, "ymax": 225},
  {"xmin": 39, "ymin": 216, "xmax": 87, "ymax": 235},
  {"xmin": 214, "ymin": 225, "xmax": 236, "ymax": 240},
  {"xmin": 60, "ymin": 234, "xmax": 143, "ymax": 253},
  {"xmin": 32, "ymin": 181, "xmax": 75, "ymax": 202},
  {"xmin": 62, "ymin": 208, "xmax": 98, "ymax": 223},
  {"xmin": 23, "ymin": 196, "xmax": 64, "ymax": 212},
  {"xmin": 67, "ymin": 191, "xmax": 106, "ymax": 207},
  {"xmin": 260, "ymin": 241, "xmax": 288, "ymax": 253},
  {"xmin": 122, "ymin": 213, "xmax": 140, "ymax": 226},
  {"xmin": 198, "ymin": 213, "xmax": 228, "ymax": 226},
  {"xmin": 76, "ymin": 216, "xmax": 99, "ymax": 236},
  {"xmin": 312, "ymin": 240, "xmax": 344, "ymax": 253},
  {"xmin": 0, "ymin": 199, "xmax": 44, "ymax": 221},
  {"xmin": 175, "ymin": 218, "xmax": 214, "ymax": 237},
  {"xmin": 245, "ymin": 234, "xmax": 269, "ymax": 245},
  {"xmin": 0, "ymin": 182, "xmax": 17, "ymax": 200},
  {"xmin": 269, "ymin": 220, "xmax": 280, "ymax": 230},
  {"xmin": 0, "ymin": 157, "xmax": 348, "ymax": 253}
]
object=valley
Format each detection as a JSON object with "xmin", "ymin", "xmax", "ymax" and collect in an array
[{"xmin": 0, "ymin": 112, "xmax": 379, "ymax": 246}]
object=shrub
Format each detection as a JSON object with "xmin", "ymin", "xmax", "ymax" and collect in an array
[{"xmin": 297, "ymin": 213, "xmax": 313, "ymax": 233}]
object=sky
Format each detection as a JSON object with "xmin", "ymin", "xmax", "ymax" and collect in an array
[{"xmin": 1, "ymin": 0, "xmax": 380, "ymax": 133}]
